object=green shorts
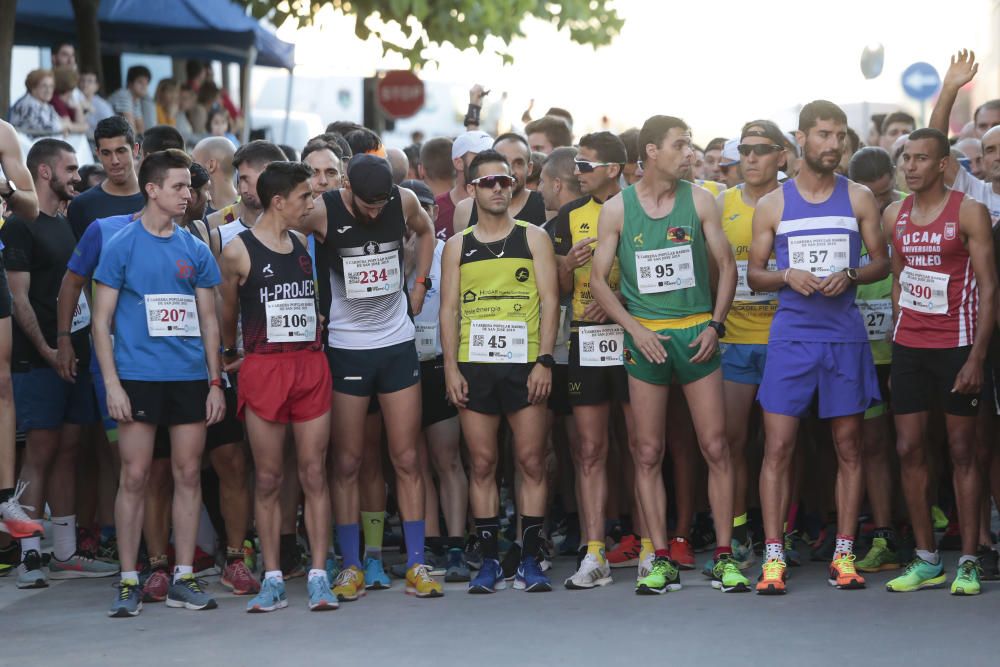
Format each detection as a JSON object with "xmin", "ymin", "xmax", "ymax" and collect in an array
[{"xmin": 622, "ymin": 321, "xmax": 720, "ymax": 386}]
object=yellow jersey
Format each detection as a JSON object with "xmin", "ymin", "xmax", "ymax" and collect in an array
[
  {"xmin": 552, "ymin": 196, "xmax": 621, "ymax": 326},
  {"xmin": 721, "ymin": 186, "xmax": 776, "ymax": 344}
]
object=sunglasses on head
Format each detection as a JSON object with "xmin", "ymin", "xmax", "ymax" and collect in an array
[
  {"xmin": 471, "ymin": 174, "xmax": 514, "ymax": 189},
  {"xmin": 737, "ymin": 144, "xmax": 784, "ymax": 157},
  {"xmin": 574, "ymin": 159, "xmax": 618, "ymax": 173}
]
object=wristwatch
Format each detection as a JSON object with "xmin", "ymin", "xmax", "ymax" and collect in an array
[
  {"xmin": 535, "ymin": 354, "xmax": 555, "ymax": 369},
  {"xmin": 844, "ymin": 267, "xmax": 859, "ymax": 282},
  {"xmin": 1, "ymin": 179, "xmax": 16, "ymax": 200},
  {"xmin": 707, "ymin": 320, "xmax": 726, "ymax": 338},
  {"xmin": 222, "ymin": 347, "xmax": 239, "ymax": 358},
  {"xmin": 415, "ymin": 276, "xmax": 432, "ymax": 290}
]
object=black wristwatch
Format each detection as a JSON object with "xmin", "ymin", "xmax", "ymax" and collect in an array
[
  {"xmin": 535, "ymin": 354, "xmax": 555, "ymax": 369},
  {"xmin": 223, "ymin": 347, "xmax": 239, "ymax": 358},
  {"xmin": 706, "ymin": 320, "xmax": 726, "ymax": 338},
  {"xmin": 844, "ymin": 267, "xmax": 859, "ymax": 282},
  {"xmin": 1, "ymin": 179, "xmax": 16, "ymax": 200}
]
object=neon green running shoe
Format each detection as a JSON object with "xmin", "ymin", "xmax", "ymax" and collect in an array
[
  {"xmin": 857, "ymin": 537, "xmax": 900, "ymax": 573},
  {"xmin": 950, "ymin": 559, "xmax": 981, "ymax": 596},
  {"xmin": 886, "ymin": 557, "xmax": 946, "ymax": 592},
  {"xmin": 711, "ymin": 553, "xmax": 750, "ymax": 593},
  {"xmin": 634, "ymin": 556, "xmax": 681, "ymax": 595},
  {"xmin": 931, "ymin": 505, "xmax": 949, "ymax": 531}
]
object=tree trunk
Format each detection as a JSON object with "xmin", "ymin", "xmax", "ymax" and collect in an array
[
  {"xmin": 0, "ymin": 0, "xmax": 16, "ymax": 117},
  {"xmin": 71, "ymin": 0, "xmax": 103, "ymax": 91}
]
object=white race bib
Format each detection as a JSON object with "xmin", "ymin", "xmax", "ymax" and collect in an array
[
  {"xmin": 145, "ymin": 294, "xmax": 199, "ymax": 337},
  {"xmin": 468, "ymin": 320, "xmax": 528, "ymax": 363},
  {"xmin": 343, "ymin": 251, "xmax": 401, "ymax": 299},
  {"xmin": 856, "ymin": 299, "xmax": 892, "ymax": 341},
  {"xmin": 265, "ymin": 298, "xmax": 316, "ymax": 342},
  {"xmin": 578, "ymin": 324, "xmax": 624, "ymax": 367},
  {"xmin": 71, "ymin": 292, "xmax": 91, "ymax": 333},
  {"xmin": 635, "ymin": 246, "xmax": 696, "ymax": 294},
  {"xmin": 415, "ymin": 323, "xmax": 438, "ymax": 360},
  {"xmin": 735, "ymin": 259, "xmax": 778, "ymax": 301},
  {"xmin": 787, "ymin": 234, "xmax": 850, "ymax": 277},
  {"xmin": 899, "ymin": 266, "xmax": 949, "ymax": 314}
]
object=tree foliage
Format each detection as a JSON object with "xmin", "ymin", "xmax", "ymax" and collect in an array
[{"xmin": 236, "ymin": 0, "xmax": 623, "ymax": 66}]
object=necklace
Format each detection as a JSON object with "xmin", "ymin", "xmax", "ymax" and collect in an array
[{"xmin": 477, "ymin": 222, "xmax": 515, "ymax": 258}]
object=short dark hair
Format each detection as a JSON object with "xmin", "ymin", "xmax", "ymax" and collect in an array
[
  {"xmin": 304, "ymin": 132, "xmax": 349, "ymax": 160},
  {"xmin": 326, "ymin": 121, "xmax": 364, "ymax": 135},
  {"xmin": 467, "ymin": 149, "xmax": 510, "ymax": 181},
  {"xmin": 618, "ymin": 128, "xmax": 640, "ymax": 164},
  {"xmin": 907, "ymin": 127, "xmax": 950, "ymax": 160},
  {"xmin": 141, "ymin": 125, "xmax": 185, "ymax": 154},
  {"xmin": 798, "ymin": 100, "xmax": 847, "ymax": 132},
  {"xmin": 51, "ymin": 41, "xmax": 74, "ymax": 55},
  {"xmin": 848, "ymin": 146, "xmax": 894, "ymax": 183},
  {"xmin": 301, "ymin": 141, "xmax": 339, "ymax": 163},
  {"xmin": 704, "ymin": 137, "xmax": 727, "ymax": 153},
  {"xmin": 638, "ymin": 115, "xmax": 688, "ymax": 162},
  {"xmin": 26, "ymin": 138, "xmax": 75, "ymax": 180},
  {"xmin": 541, "ymin": 146, "xmax": 581, "ymax": 196},
  {"xmin": 524, "ymin": 115, "xmax": 572, "ymax": 149},
  {"xmin": 344, "ymin": 128, "xmax": 382, "ymax": 157},
  {"xmin": 493, "ymin": 132, "xmax": 530, "ymax": 152},
  {"xmin": 545, "ymin": 107, "xmax": 573, "ymax": 128},
  {"xmin": 881, "ymin": 111, "xmax": 915, "ymax": 135},
  {"xmin": 845, "ymin": 127, "xmax": 861, "ymax": 155},
  {"xmin": 138, "ymin": 149, "xmax": 192, "ymax": 201},
  {"xmin": 232, "ymin": 140, "xmax": 286, "ymax": 171},
  {"xmin": 419, "ymin": 137, "xmax": 455, "ymax": 181},
  {"xmin": 870, "ymin": 113, "xmax": 886, "ymax": 136},
  {"xmin": 403, "ymin": 144, "xmax": 421, "ymax": 170},
  {"xmin": 185, "ymin": 60, "xmax": 205, "ymax": 81},
  {"xmin": 579, "ymin": 131, "xmax": 627, "ymax": 164},
  {"xmin": 974, "ymin": 99, "xmax": 1000, "ymax": 124},
  {"xmin": 94, "ymin": 115, "xmax": 136, "ymax": 149},
  {"xmin": 126, "ymin": 65, "xmax": 152, "ymax": 86},
  {"xmin": 257, "ymin": 161, "xmax": 314, "ymax": 210},
  {"xmin": 278, "ymin": 144, "xmax": 299, "ymax": 161}
]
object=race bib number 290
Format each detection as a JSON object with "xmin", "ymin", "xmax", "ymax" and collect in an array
[{"xmin": 145, "ymin": 294, "xmax": 199, "ymax": 337}]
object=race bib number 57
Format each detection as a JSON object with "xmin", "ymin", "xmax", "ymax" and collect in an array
[
  {"xmin": 145, "ymin": 294, "xmax": 199, "ymax": 337},
  {"xmin": 787, "ymin": 234, "xmax": 849, "ymax": 277}
]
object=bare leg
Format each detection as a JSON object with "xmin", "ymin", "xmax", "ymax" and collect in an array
[{"xmin": 168, "ymin": 422, "xmax": 208, "ymax": 569}]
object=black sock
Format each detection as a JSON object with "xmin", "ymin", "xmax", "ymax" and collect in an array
[
  {"xmin": 426, "ymin": 536, "xmax": 445, "ymax": 556},
  {"xmin": 0, "ymin": 488, "xmax": 12, "ymax": 503},
  {"xmin": 474, "ymin": 518, "xmax": 500, "ymax": 561},
  {"xmin": 521, "ymin": 515, "xmax": 545, "ymax": 559},
  {"xmin": 733, "ymin": 522, "xmax": 748, "ymax": 544},
  {"xmin": 873, "ymin": 527, "xmax": 897, "ymax": 551},
  {"xmin": 445, "ymin": 536, "xmax": 465, "ymax": 550}
]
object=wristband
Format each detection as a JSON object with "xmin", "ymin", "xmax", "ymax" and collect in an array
[
  {"xmin": 209, "ymin": 378, "xmax": 224, "ymax": 388},
  {"xmin": 783, "ymin": 269, "xmax": 790, "ymax": 284},
  {"xmin": 464, "ymin": 103, "xmax": 482, "ymax": 127}
]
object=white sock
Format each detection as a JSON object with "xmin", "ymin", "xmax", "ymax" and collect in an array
[
  {"xmin": 173, "ymin": 564, "xmax": 193, "ymax": 583},
  {"xmin": 765, "ymin": 541, "xmax": 783, "ymax": 561},
  {"xmin": 264, "ymin": 569, "xmax": 283, "ymax": 582},
  {"xmin": 19, "ymin": 536, "xmax": 41, "ymax": 558},
  {"xmin": 834, "ymin": 535, "xmax": 854, "ymax": 555},
  {"xmin": 120, "ymin": 570, "xmax": 139, "ymax": 584},
  {"xmin": 308, "ymin": 568, "xmax": 326, "ymax": 581},
  {"xmin": 958, "ymin": 554, "xmax": 979, "ymax": 566},
  {"xmin": 51, "ymin": 514, "xmax": 77, "ymax": 560},
  {"xmin": 916, "ymin": 549, "xmax": 940, "ymax": 565}
]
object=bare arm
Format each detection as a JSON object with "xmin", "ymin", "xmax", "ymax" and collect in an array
[
  {"xmin": 883, "ymin": 201, "xmax": 905, "ymax": 329},
  {"xmin": 747, "ymin": 191, "xmax": 795, "ymax": 292},
  {"xmin": 959, "ymin": 199, "xmax": 996, "ymax": 368},
  {"xmin": 439, "ymin": 235, "xmax": 468, "ymax": 407},
  {"xmin": 696, "ymin": 187, "xmax": 736, "ymax": 324},
  {"xmin": 196, "ymin": 284, "xmax": 225, "ymax": 425},
  {"xmin": 852, "ymin": 184, "xmax": 891, "ymax": 285},
  {"xmin": 8, "ymin": 271, "xmax": 56, "ymax": 367},
  {"xmin": 93, "ymin": 283, "xmax": 132, "ymax": 422},
  {"xmin": 930, "ymin": 49, "xmax": 978, "ymax": 135},
  {"xmin": 0, "ymin": 120, "xmax": 39, "ymax": 220},
  {"xmin": 218, "ymin": 238, "xmax": 247, "ymax": 363},
  {"xmin": 402, "ymin": 188, "xmax": 435, "ymax": 315},
  {"xmin": 527, "ymin": 226, "xmax": 558, "ymax": 356},
  {"xmin": 56, "ymin": 270, "xmax": 88, "ymax": 381},
  {"xmin": 452, "ymin": 197, "xmax": 474, "ymax": 235}
]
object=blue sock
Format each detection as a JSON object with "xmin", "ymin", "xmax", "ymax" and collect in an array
[
  {"xmin": 336, "ymin": 524, "xmax": 361, "ymax": 570},
  {"xmin": 403, "ymin": 520, "xmax": 426, "ymax": 568}
]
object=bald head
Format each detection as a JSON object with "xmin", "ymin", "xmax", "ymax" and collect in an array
[
  {"xmin": 386, "ymin": 147, "xmax": 409, "ymax": 185},
  {"xmin": 192, "ymin": 136, "xmax": 236, "ymax": 177}
]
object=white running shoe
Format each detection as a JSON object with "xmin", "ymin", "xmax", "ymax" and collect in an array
[
  {"xmin": 637, "ymin": 553, "xmax": 654, "ymax": 579},
  {"xmin": 564, "ymin": 554, "xmax": 613, "ymax": 590}
]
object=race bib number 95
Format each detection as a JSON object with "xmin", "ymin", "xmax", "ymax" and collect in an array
[{"xmin": 635, "ymin": 246, "xmax": 696, "ymax": 294}]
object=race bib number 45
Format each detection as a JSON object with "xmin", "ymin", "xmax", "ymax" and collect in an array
[
  {"xmin": 343, "ymin": 251, "xmax": 401, "ymax": 298},
  {"xmin": 469, "ymin": 320, "xmax": 528, "ymax": 363},
  {"xmin": 787, "ymin": 234, "xmax": 849, "ymax": 277},
  {"xmin": 635, "ymin": 246, "xmax": 695, "ymax": 294},
  {"xmin": 579, "ymin": 324, "xmax": 624, "ymax": 367},
  {"xmin": 899, "ymin": 266, "xmax": 949, "ymax": 314},
  {"xmin": 266, "ymin": 298, "xmax": 316, "ymax": 342},
  {"xmin": 145, "ymin": 294, "xmax": 199, "ymax": 337}
]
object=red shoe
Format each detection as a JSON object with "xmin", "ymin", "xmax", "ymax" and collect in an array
[
  {"xmin": 193, "ymin": 546, "xmax": 220, "ymax": 577},
  {"xmin": 0, "ymin": 482, "xmax": 43, "ymax": 539},
  {"xmin": 221, "ymin": 559, "xmax": 260, "ymax": 595},
  {"xmin": 669, "ymin": 537, "xmax": 695, "ymax": 570},
  {"xmin": 142, "ymin": 568, "xmax": 170, "ymax": 602},
  {"xmin": 607, "ymin": 534, "xmax": 641, "ymax": 568}
]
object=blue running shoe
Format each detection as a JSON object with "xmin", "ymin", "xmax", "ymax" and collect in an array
[
  {"xmin": 364, "ymin": 556, "xmax": 391, "ymax": 590},
  {"xmin": 166, "ymin": 574, "xmax": 217, "ymax": 611},
  {"xmin": 468, "ymin": 558, "xmax": 506, "ymax": 594},
  {"xmin": 308, "ymin": 574, "xmax": 338, "ymax": 611},
  {"xmin": 514, "ymin": 556, "xmax": 552, "ymax": 592},
  {"xmin": 325, "ymin": 555, "xmax": 340, "ymax": 583},
  {"xmin": 108, "ymin": 579, "xmax": 142, "ymax": 618},
  {"xmin": 247, "ymin": 577, "xmax": 288, "ymax": 613}
]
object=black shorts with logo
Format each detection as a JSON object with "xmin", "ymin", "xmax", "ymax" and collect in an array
[
  {"xmin": 421, "ymin": 357, "xmax": 458, "ymax": 428},
  {"xmin": 121, "ymin": 379, "xmax": 209, "ymax": 426},
  {"xmin": 327, "ymin": 340, "xmax": 420, "ymax": 397},
  {"xmin": 459, "ymin": 362, "xmax": 532, "ymax": 415},
  {"xmin": 568, "ymin": 331, "xmax": 630, "ymax": 407},
  {"xmin": 890, "ymin": 344, "xmax": 979, "ymax": 417}
]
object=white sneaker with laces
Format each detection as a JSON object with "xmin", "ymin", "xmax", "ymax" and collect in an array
[
  {"xmin": 564, "ymin": 554, "xmax": 613, "ymax": 590},
  {"xmin": 638, "ymin": 553, "xmax": 654, "ymax": 579}
]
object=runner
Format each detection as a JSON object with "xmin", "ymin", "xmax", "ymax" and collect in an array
[
  {"xmin": 94, "ymin": 149, "xmax": 225, "ymax": 617},
  {"xmin": 434, "ymin": 131, "xmax": 493, "ymax": 240},
  {"xmin": 439, "ymin": 149, "xmax": 559, "ymax": 594},
  {"xmin": 883, "ymin": 129, "xmax": 996, "ymax": 596},
  {"xmin": 747, "ymin": 100, "xmax": 888, "ymax": 594},
  {"xmin": 589, "ymin": 115, "xmax": 748, "ymax": 595},
  {"xmin": 191, "ymin": 136, "xmax": 238, "ymax": 216}
]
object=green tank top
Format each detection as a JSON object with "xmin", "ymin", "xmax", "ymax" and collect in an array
[
  {"xmin": 855, "ymin": 243, "xmax": 892, "ymax": 365},
  {"xmin": 617, "ymin": 181, "xmax": 712, "ymax": 321}
]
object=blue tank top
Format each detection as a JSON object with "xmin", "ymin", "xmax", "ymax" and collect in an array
[{"xmin": 772, "ymin": 174, "xmax": 866, "ymax": 343}]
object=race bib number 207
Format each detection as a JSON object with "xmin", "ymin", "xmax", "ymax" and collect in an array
[{"xmin": 145, "ymin": 294, "xmax": 199, "ymax": 337}]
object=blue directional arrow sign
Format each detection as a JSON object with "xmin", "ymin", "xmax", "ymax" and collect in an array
[{"xmin": 901, "ymin": 62, "xmax": 941, "ymax": 101}]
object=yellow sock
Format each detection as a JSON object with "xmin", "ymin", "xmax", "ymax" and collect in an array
[
  {"xmin": 587, "ymin": 540, "xmax": 606, "ymax": 564},
  {"xmin": 733, "ymin": 512, "xmax": 747, "ymax": 528},
  {"xmin": 639, "ymin": 537, "xmax": 654, "ymax": 563}
]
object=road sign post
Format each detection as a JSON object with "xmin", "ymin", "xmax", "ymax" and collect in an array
[{"xmin": 901, "ymin": 62, "xmax": 941, "ymax": 126}]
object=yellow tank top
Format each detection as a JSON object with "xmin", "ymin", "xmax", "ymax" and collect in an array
[
  {"xmin": 458, "ymin": 221, "xmax": 539, "ymax": 362},
  {"xmin": 552, "ymin": 196, "xmax": 621, "ymax": 326},
  {"xmin": 695, "ymin": 180, "xmax": 726, "ymax": 196},
  {"xmin": 721, "ymin": 186, "xmax": 776, "ymax": 344}
]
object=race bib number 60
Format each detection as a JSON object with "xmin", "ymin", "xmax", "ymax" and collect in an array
[
  {"xmin": 787, "ymin": 234, "xmax": 849, "ymax": 277},
  {"xmin": 469, "ymin": 320, "xmax": 528, "ymax": 363},
  {"xmin": 343, "ymin": 251, "xmax": 401, "ymax": 299},
  {"xmin": 145, "ymin": 294, "xmax": 199, "ymax": 337},
  {"xmin": 579, "ymin": 324, "xmax": 624, "ymax": 367},
  {"xmin": 635, "ymin": 246, "xmax": 696, "ymax": 294}
]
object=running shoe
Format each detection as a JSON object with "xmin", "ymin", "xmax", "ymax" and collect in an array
[
  {"xmin": 325, "ymin": 555, "xmax": 340, "ymax": 583},
  {"xmin": 828, "ymin": 552, "xmax": 865, "ymax": 589},
  {"xmin": 247, "ymin": 577, "xmax": 288, "ymax": 613},
  {"xmin": 469, "ymin": 558, "xmax": 505, "ymax": 594},
  {"xmin": 856, "ymin": 537, "xmax": 900, "ymax": 573},
  {"xmin": 784, "ymin": 530, "xmax": 802, "ymax": 566},
  {"xmin": 166, "ymin": 574, "xmax": 217, "ymax": 610},
  {"xmin": 931, "ymin": 505, "xmax": 949, "ymax": 531},
  {"xmin": 405, "ymin": 563, "xmax": 444, "ymax": 598},
  {"xmin": 308, "ymin": 573, "xmax": 338, "ymax": 610},
  {"xmin": 755, "ymin": 558, "xmax": 787, "ymax": 595},
  {"xmin": 501, "ymin": 542, "xmax": 522, "ymax": 581},
  {"xmin": 689, "ymin": 514, "xmax": 716, "ymax": 552},
  {"xmin": 951, "ymin": 559, "xmax": 982, "ymax": 596},
  {"xmin": 48, "ymin": 550, "xmax": 119, "ymax": 579},
  {"xmin": 444, "ymin": 547, "xmax": 471, "ymax": 582},
  {"xmin": 142, "ymin": 567, "xmax": 170, "ymax": 602},
  {"xmin": 364, "ymin": 556, "xmax": 391, "ymax": 590},
  {"xmin": 564, "ymin": 553, "xmax": 613, "ymax": 590},
  {"xmin": 426, "ymin": 548, "xmax": 447, "ymax": 577},
  {"xmin": 16, "ymin": 549, "xmax": 47, "ymax": 589},
  {"xmin": 514, "ymin": 556, "xmax": 552, "ymax": 592},
  {"xmin": 464, "ymin": 535, "xmax": 483, "ymax": 571},
  {"xmin": 332, "ymin": 565, "xmax": 365, "ymax": 601},
  {"xmin": 732, "ymin": 537, "xmax": 755, "ymax": 570},
  {"xmin": 634, "ymin": 556, "xmax": 681, "ymax": 595},
  {"xmin": 711, "ymin": 553, "xmax": 751, "ymax": 593},
  {"xmin": 242, "ymin": 538, "xmax": 257, "ymax": 573},
  {"xmin": 108, "ymin": 579, "xmax": 142, "ymax": 618},
  {"xmin": 637, "ymin": 553, "xmax": 654, "ymax": 579},
  {"xmin": 192, "ymin": 546, "xmax": 220, "ymax": 577},
  {"xmin": 809, "ymin": 526, "xmax": 835, "ymax": 562},
  {"xmin": 0, "ymin": 481, "xmax": 43, "ymax": 539},
  {"xmin": 607, "ymin": 534, "xmax": 641, "ymax": 568},
  {"xmin": 97, "ymin": 536, "xmax": 119, "ymax": 564},
  {"xmin": 886, "ymin": 557, "xmax": 946, "ymax": 592},
  {"xmin": 280, "ymin": 540, "xmax": 306, "ymax": 579},
  {"xmin": 977, "ymin": 545, "xmax": 999, "ymax": 581},
  {"xmin": 77, "ymin": 526, "xmax": 100, "ymax": 555},
  {"xmin": 669, "ymin": 537, "xmax": 695, "ymax": 570},
  {"xmin": 221, "ymin": 559, "xmax": 260, "ymax": 595}
]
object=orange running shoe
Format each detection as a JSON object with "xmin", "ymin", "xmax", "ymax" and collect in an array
[
  {"xmin": 607, "ymin": 534, "xmax": 641, "ymax": 568},
  {"xmin": 828, "ymin": 552, "xmax": 866, "ymax": 589},
  {"xmin": 755, "ymin": 558, "xmax": 787, "ymax": 595},
  {"xmin": 669, "ymin": 537, "xmax": 695, "ymax": 570}
]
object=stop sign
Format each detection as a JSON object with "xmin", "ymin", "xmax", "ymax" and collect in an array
[{"xmin": 376, "ymin": 71, "xmax": 425, "ymax": 119}]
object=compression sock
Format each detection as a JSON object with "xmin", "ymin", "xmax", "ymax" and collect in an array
[
  {"xmin": 361, "ymin": 511, "xmax": 384, "ymax": 558},
  {"xmin": 335, "ymin": 524, "xmax": 361, "ymax": 570}
]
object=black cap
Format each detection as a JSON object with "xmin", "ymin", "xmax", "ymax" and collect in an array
[
  {"xmin": 347, "ymin": 154, "xmax": 393, "ymax": 204},
  {"xmin": 400, "ymin": 179, "xmax": 435, "ymax": 206},
  {"xmin": 189, "ymin": 162, "xmax": 210, "ymax": 190},
  {"xmin": 740, "ymin": 119, "xmax": 787, "ymax": 148}
]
